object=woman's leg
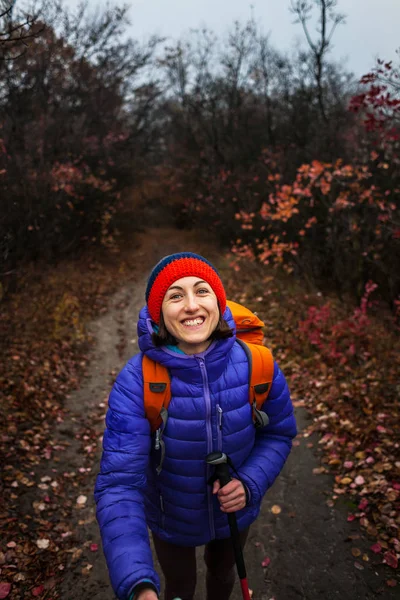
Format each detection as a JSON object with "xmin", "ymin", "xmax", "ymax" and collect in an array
[
  {"xmin": 152, "ymin": 532, "xmax": 197, "ymax": 600},
  {"xmin": 204, "ymin": 528, "xmax": 250, "ymax": 600}
]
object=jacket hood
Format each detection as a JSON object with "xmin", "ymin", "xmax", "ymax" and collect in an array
[{"xmin": 137, "ymin": 305, "xmax": 236, "ymax": 384}]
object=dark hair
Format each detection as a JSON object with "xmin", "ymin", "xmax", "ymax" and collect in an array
[{"xmin": 152, "ymin": 313, "xmax": 234, "ymax": 348}]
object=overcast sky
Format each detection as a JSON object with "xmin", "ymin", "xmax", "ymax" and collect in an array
[{"xmin": 81, "ymin": 0, "xmax": 400, "ymax": 78}]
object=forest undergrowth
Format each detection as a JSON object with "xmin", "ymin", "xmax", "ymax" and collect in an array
[{"xmin": 224, "ymin": 259, "xmax": 400, "ymax": 584}]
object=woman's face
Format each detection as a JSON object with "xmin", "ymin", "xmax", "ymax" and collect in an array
[{"xmin": 161, "ymin": 276, "xmax": 220, "ymax": 355}]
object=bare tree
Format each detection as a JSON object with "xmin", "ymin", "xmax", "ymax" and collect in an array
[
  {"xmin": 0, "ymin": 0, "xmax": 46, "ymax": 58},
  {"xmin": 290, "ymin": 0, "xmax": 345, "ymax": 123}
]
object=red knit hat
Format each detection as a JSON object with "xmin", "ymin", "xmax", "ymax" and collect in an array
[{"xmin": 146, "ymin": 252, "xmax": 226, "ymax": 324}]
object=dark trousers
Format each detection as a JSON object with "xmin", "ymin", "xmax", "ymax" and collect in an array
[{"xmin": 152, "ymin": 528, "xmax": 249, "ymax": 600}]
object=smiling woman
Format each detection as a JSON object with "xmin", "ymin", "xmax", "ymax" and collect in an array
[{"xmin": 94, "ymin": 251, "xmax": 297, "ymax": 600}]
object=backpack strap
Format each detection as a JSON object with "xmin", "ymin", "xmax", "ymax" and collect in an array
[
  {"xmin": 236, "ymin": 339, "xmax": 274, "ymax": 428},
  {"xmin": 142, "ymin": 355, "xmax": 171, "ymax": 433},
  {"xmin": 142, "ymin": 338, "xmax": 273, "ymax": 437}
]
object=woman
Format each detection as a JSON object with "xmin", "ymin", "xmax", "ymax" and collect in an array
[{"xmin": 95, "ymin": 252, "xmax": 297, "ymax": 600}]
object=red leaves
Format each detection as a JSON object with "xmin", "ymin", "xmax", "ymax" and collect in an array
[
  {"xmin": 0, "ymin": 583, "xmax": 11, "ymax": 599},
  {"xmin": 358, "ymin": 498, "xmax": 368, "ymax": 511},
  {"xmin": 32, "ymin": 585, "xmax": 45, "ymax": 597},
  {"xmin": 261, "ymin": 557, "xmax": 271, "ymax": 567},
  {"xmin": 347, "ymin": 514, "xmax": 356, "ymax": 522},
  {"xmin": 298, "ymin": 279, "xmax": 381, "ymax": 368},
  {"xmin": 350, "ymin": 58, "xmax": 400, "ymax": 142},
  {"xmin": 383, "ymin": 551, "xmax": 398, "ymax": 570}
]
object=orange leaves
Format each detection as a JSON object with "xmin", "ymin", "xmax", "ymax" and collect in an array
[
  {"xmin": 305, "ymin": 216, "xmax": 317, "ymax": 228},
  {"xmin": 308, "ymin": 159, "xmax": 326, "ymax": 181},
  {"xmin": 235, "ymin": 211, "xmax": 255, "ymax": 230},
  {"xmin": 267, "ymin": 173, "xmax": 281, "ymax": 182},
  {"xmin": 232, "ymin": 151, "xmax": 400, "ymax": 316},
  {"xmin": 260, "ymin": 202, "xmax": 269, "ymax": 219},
  {"xmin": 334, "ymin": 191, "xmax": 352, "ymax": 210},
  {"xmin": 268, "ymin": 189, "xmax": 299, "ymax": 223},
  {"xmin": 51, "ymin": 162, "xmax": 114, "ymax": 199},
  {"xmin": 319, "ymin": 177, "xmax": 331, "ymax": 195},
  {"xmin": 258, "ymin": 240, "xmax": 298, "ymax": 266}
]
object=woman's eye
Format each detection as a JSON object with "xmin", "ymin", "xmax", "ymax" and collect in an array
[
  {"xmin": 170, "ymin": 293, "xmax": 182, "ymax": 300},
  {"xmin": 197, "ymin": 288, "xmax": 209, "ymax": 294}
]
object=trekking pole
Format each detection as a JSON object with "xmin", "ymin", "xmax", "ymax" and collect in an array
[{"xmin": 206, "ymin": 451, "xmax": 252, "ymax": 600}]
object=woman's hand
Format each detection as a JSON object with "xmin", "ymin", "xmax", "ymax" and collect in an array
[
  {"xmin": 212, "ymin": 477, "xmax": 246, "ymax": 512},
  {"xmin": 135, "ymin": 590, "xmax": 158, "ymax": 600}
]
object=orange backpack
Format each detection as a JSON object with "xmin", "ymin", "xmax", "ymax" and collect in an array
[{"xmin": 142, "ymin": 300, "xmax": 274, "ymax": 436}]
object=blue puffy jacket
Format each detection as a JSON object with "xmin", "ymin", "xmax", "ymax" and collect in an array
[{"xmin": 95, "ymin": 305, "xmax": 297, "ymax": 600}]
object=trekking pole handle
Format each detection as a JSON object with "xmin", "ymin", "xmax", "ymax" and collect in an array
[{"xmin": 206, "ymin": 451, "xmax": 231, "ymax": 487}]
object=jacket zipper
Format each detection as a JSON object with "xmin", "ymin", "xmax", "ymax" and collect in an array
[
  {"xmin": 159, "ymin": 493, "xmax": 165, "ymax": 529},
  {"xmin": 216, "ymin": 404, "xmax": 223, "ymax": 452},
  {"xmin": 198, "ymin": 357, "xmax": 215, "ymax": 540}
]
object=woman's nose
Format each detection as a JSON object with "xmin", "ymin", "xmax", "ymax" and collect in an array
[{"xmin": 184, "ymin": 293, "xmax": 199, "ymax": 311}]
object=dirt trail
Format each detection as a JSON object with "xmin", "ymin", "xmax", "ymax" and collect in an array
[{"xmin": 56, "ymin": 227, "xmax": 395, "ymax": 600}]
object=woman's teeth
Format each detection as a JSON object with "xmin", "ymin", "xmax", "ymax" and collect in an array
[{"xmin": 183, "ymin": 318, "xmax": 204, "ymax": 326}]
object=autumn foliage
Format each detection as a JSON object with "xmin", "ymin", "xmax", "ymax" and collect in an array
[
  {"xmin": 0, "ymin": 1, "xmax": 161, "ymax": 285},
  {"xmin": 349, "ymin": 58, "xmax": 400, "ymax": 141}
]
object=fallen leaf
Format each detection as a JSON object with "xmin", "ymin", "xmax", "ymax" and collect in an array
[
  {"xmin": 90, "ymin": 543, "xmax": 98, "ymax": 552},
  {"xmin": 271, "ymin": 505, "xmax": 281, "ymax": 515},
  {"xmin": 0, "ymin": 583, "xmax": 11, "ymax": 599},
  {"xmin": 383, "ymin": 551, "xmax": 398, "ymax": 569},
  {"xmin": 32, "ymin": 585, "xmax": 44, "ymax": 597},
  {"xmin": 351, "ymin": 548, "xmax": 361, "ymax": 557},
  {"xmin": 76, "ymin": 495, "xmax": 87, "ymax": 505},
  {"xmin": 71, "ymin": 548, "xmax": 83, "ymax": 562},
  {"xmin": 340, "ymin": 477, "xmax": 352, "ymax": 485},
  {"xmin": 386, "ymin": 579, "xmax": 397, "ymax": 587},
  {"xmin": 81, "ymin": 564, "xmax": 93, "ymax": 575},
  {"xmin": 370, "ymin": 542, "xmax": 382, "ymax": 554},
  {"xmin": 354, "ymin": 561, "xmax": 364, "ymax": 571},
  {"xmin": 36, "ymin": 539, "xmax": 50, "ymax": 549},
  {"xmin": 313, "ymin": 467, "xmax": 326, "ymax": 475},
  {"xmin": 261, "ymin": 556, "xmax": 271, "ymax": 567}
]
